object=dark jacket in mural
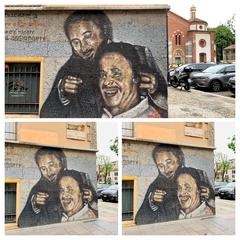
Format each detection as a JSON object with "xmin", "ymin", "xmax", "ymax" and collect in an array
[
  {"xmin": 40, "ymin": 54, "xmax": 102, "ymax": 118},
  {"xmin": 135, "ymin": 174, "xmax": 179, "ymax": 225},
  {"xmin": 17, "ymin": 177, "xmax": 62, "ymax": 227},
  {"xmin": 40, "ymin": 45, "xmax": 167, "ymax": 118}
]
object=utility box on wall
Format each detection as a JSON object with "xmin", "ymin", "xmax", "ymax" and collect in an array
[
  {"xmin": 5, "ymin": 5, "xmax": 169, "ymax": 118},
  {"xmin": 122, "ymin": 122, "xmax": 215, "ymax": 225}
]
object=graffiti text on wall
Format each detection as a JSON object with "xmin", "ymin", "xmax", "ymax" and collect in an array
[
  {"xmin": 5, "ymin": 29, "xmax": 46, "ymax": 42},
  {"xmin": 5, "ymin": 12, "xmax": 47, "ymax": 43},
  {"xmin": 5, "ymin": 158, "xmax": 22, "ymax": 168}
]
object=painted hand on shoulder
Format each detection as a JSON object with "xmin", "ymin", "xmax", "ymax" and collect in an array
[
  {"xmin": 200, "ymin": 186, "xmax": 210, "ymax": 199},
  {"xmin": 151, "ymin": 189, "xmax": 167, "ymax": 205},
  {"xmin": 60, "ymin": 76, "xmax": 83, "ymax": 95},
  {"xmin": 33, "ymin": 192, "xmax": 49, "ymax": 206},
  {"xmin": 83, "ymin": 189, "xmax": 93, "ymax": 203},
  {"xmin": 139, "ymin": 72, "xmax": 157, "ymax": 94}
]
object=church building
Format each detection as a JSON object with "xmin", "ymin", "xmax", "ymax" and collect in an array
[{"xmin": 168, "ymin": 6, "xmax": 216, "ymax": 65}]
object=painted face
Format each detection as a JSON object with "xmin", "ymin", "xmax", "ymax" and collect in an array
[
  {"xmin": 38, "ymin": 154, "xmax": 62, "ymax": 182},
  {"xmin": 68, "ymin": 20, "xmax": 103, "ymax": 61},
  {"xmin": 155, "ymin": 152, "xmax": 180, "ymax": 178},
  {"xmin": 59, "ymin": 176, "xmax": 83, "ymax": 216},
  {"xmin": 99, "ymin": 52, "xmax": 138, "ymax": 111},
  {"xmin": 177, "ymin": 174, "xmax": 200, "ymax": 214}
]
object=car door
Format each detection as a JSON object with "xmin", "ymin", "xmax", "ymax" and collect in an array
[{"xmin": 221, "ymin": 65, "xmax": 235, "ymax": 88}]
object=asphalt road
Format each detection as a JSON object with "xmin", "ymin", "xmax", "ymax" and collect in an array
[
  {"xmin": 168, "ymin": 87, "xmax": 235, "ymax": 118},
  {"xmin": 193, "ymin": 88, "xmax": 235, "ymax": 98}
]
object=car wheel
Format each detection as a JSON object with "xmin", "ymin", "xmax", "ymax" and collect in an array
[
  {"xmin": 210, "ymin": 80, "xmax": 221, "ymax": 92},
  {"xmin": 219, "ymin": 195, "xmax": 223, "ymax": 199},
  {"xmin": 170, "ymin": 78, "xmax": 179, "ymax": 88}
]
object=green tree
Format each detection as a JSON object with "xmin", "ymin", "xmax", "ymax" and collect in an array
[
  {"xmin": 97, "ymin": 154, "xmax": 113, "ymax": 184},
  {"xmin": 214, "ymin": 152, "xmax": 233, "ymax": 182},
  {"xmin": 110, "ymin": 137, "xmax": 118, "ymax": 156},
  {"xmin": 101, "ymin": 160, "xmax": 113, "ymax": 184},
  {"xmin": 228, "ymin": 135, "xmax": 235, "ymax": 154},
  {"xmin": 213, "ymin": 25, "xmax": 235, "ymax": 62}
]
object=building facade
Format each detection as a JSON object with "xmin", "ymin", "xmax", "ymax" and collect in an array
[
  {"xmin": 5, "ymin": 122, "xmax": 98, "ymax": 228},
  {"xmin": 122, "ymin": 122, "xmax": 215, "ymax": 225},
  {"xmin": 223, "ymin": 44, "xmax": 235, "ymax": 64},
  {"xmin": 168, "ymin": 6, "xmax": 216, "ymax": 65}
]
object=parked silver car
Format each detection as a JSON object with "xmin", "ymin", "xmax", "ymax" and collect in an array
[
  {"xmin": 227, "ymin": 76, "xmax": 235, "ymax": 95},
  {"xmin": 190, "ymin": 64, "xmax": 235, "ymax": 92}
]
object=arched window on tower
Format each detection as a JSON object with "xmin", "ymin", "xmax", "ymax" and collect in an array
[{"xmin": 175, "ymin": 34, "xmax": 181, "ymax": 46}]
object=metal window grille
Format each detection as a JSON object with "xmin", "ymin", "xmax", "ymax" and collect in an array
[
  {"xmin": 5, "ymin": 62, "xmax": 40, "ymax": 113},
  {"xmin": 122, "ymin": 122, "xmax": 133, "ymax": 137},
  {"xmin": 5, "ymin": 122, "xmax": 17, "ymax": 141},
  {"xmin": 122, "ymin": 180, "xmax": 134, "ymax": 221},
  {"xmin": 5, "ymin": 183, "xmax": 17, "ymax": 223}
]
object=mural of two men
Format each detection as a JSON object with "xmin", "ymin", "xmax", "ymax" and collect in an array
[
  {"xmin": 40, "ymin": 10, "xmax": 168, "ymax": 118},
  {"xmin": 135, "ymin": 144, "xmax": 215, "ymax": 225},
  {"xmin": 18, "ymin": 147, "xmax": 97, "ymax": 228}
]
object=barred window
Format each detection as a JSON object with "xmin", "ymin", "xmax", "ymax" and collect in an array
[
  {"xmin": 5, "ymin": 183, "xmax": 17, "ymax": 223},
  {"xmin": 5, "ymin": 62, "xmax": 40, "ymax": 114}
]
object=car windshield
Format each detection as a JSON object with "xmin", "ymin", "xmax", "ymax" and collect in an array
[
  {"xmin": 225, "ymin": 182, "xmax": 235, "ymax": 188},
  {"xmin": 107, "ymin": 185, "xmax": 118, "ymax": 190},
  {"xmin": 97, "ymin": 184, "xmax": 111, "ymax": 189},
  {"xmin": 203, "ymin": 65, "xmax": 225, "ymax": 73},
  {"xmin": 215, "ymin": 182, "xmax": 227, "ymax": 186},
  {"xmin": 175, "ymin": 64, "xmax": 189, "ymax": 72}
]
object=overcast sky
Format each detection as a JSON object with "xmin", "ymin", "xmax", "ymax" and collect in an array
[
  {"xmin": 163, "ymin": 0, "xmax": 236, "ymax": 27},
  {"xmin": 96, "ymin": 122, "xmax": 118, "ymax": 161},
  {"xmin": 214, "ymin": 122, "xmax": 235, "ymax": 159}
]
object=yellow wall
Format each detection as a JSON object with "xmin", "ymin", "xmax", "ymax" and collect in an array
[
  {"xmin": 133, "ymin": 122, "xmax": 213, "ymax": 148},
  {"xmin": 17, "ymin": 122, "xmax": 96, "ymax": 150}
]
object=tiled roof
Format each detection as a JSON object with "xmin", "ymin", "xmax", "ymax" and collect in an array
[{"xmin": 224, "ymin": 44, "xmax": 235, "ymax": 50}]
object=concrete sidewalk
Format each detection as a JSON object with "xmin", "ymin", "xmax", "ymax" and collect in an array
[
  {"xmin": 6, "ymin": 200, "xmax": 118, "ymax": 235},
  {"xmin": 123, "ymin": 197, "xmax": 235, "ymax": 235},
  {"xmin": 168, "ymin": 87, "xmax": 235, "ymax": 118}
]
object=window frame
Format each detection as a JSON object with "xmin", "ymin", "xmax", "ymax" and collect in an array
[
  {"xmin": 5, "ymin": 178, "xmax": 20, "ymax": 229},
  {"xmin": 5, "ymin": 57, "xmax": 44, "ymax": 117},
  {"xmin": 122, "ymin": 176, "xmax": 138, "ymax": 226}
]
